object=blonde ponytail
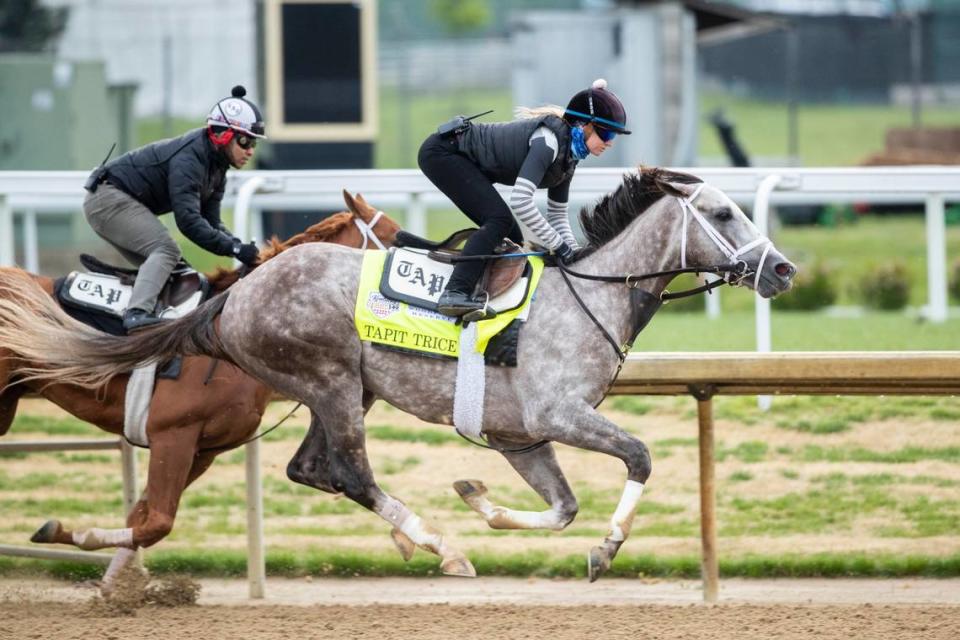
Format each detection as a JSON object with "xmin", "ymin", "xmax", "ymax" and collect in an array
[{"xmin": 514, "ymin": 105, "xmax": 565, "ymax": 120}]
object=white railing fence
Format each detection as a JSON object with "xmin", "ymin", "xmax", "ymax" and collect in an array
[{"xmin": 2, "ymin": 167, "xmax": 957, "ymax": 322}]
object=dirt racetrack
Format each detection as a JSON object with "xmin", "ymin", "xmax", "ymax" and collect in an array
[{"xmin": 2, "ymin": 577, "xmax": 959, "ymax": 639}]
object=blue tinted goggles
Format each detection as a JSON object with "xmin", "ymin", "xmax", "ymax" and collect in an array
[{"xmin": 596, "ymin": 127, "xmax": 617, "ymax": 143}]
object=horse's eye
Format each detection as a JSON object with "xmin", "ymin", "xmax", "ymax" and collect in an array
[{"xmin": 715, "ymin": 208, "xmax": 733, "ymax": 222}]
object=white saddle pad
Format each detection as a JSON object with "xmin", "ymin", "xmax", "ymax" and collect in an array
[
  {"xmin": 379, "ymin": 248, "xmax": 530, "ymax": 314},
  {"xmin": 64, "ymin": 272, "xmax": 132, "ymax": 316},
  {"xmin": 64, "ymin": 271, "xmax": 204, "ymax": 319}
]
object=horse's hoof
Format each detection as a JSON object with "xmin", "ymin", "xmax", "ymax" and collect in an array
[
  {"xmin": 30, "ymin": 520, "xmax": 63, "ymax": 544},
  {"xmin": 441, "ymin": 554, "xmax": 477, "ymax": 578},
  {"xmin": 587, "ymin": 546, "xmax": 611, "ymax": 583},
  {"xmin": 453, "ymin": 479, "xmax": 487, "ymax": 500},
  {"xmin": 390, "ymin": 527, "xmax": 416, "ymax": 562}
]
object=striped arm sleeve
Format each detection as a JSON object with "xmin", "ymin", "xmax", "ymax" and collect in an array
[
  {"xmin": 510, "ymin": 177, "xmax": 563, "ymax": 250},
  {"xmin": 511, "ymin": 136, "xmax": 563, "ymax": 249},
  {"xmin": 546, "ymin": 196, "xmax": 579, "ymax": 249}
]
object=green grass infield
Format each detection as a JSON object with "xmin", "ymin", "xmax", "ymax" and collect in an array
[{"xmin": 2, "ymin": 549, "xmax": 959, "ymax": 582}]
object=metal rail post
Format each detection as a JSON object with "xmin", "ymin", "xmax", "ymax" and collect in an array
[
  {"xmin": 23, "ymin": 210, "xmax": 39, "ymax": 273},
  {"xmin": 120, "ymin": 439, "xmax": 139, "ymax": 515},
  {"xmin": 407, "ymin": 192, "xmax": 427, "ymax": 238},
  {"xmin": 245, "ymin": 439, "xmax": 266, "ymax": 598},
  {"xmin": 0, "ymin": 194, "xmax": 13, "ymax": 267},
  {"xmin": 752, "ymin": 174, "xmax": 784, "ymax": 411},
  {"xmin": 925, "ymin": 193, "xmax": 948, "ymax": 322}
]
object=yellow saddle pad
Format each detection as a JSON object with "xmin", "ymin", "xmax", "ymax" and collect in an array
[{"xmin": 354, "ymin": 251, "xmax": 544, "ymax": 358}]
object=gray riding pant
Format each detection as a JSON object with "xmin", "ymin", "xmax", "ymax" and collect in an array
[{"xmin": 83, "ymin": 184, "xmax": 181, "ymax": 313}]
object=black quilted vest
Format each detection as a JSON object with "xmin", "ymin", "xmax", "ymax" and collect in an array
[{"xmin": 456, "ymin": 115, "xmax": 577, "ymax": 188}]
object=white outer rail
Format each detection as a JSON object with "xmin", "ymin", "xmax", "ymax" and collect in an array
[{"xmin": 1, "ymin": 167, "xmax": 957, "ymax": 322}]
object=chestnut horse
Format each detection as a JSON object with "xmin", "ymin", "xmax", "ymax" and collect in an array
[{"xmin": 0, "ymin": 190, "xmax": 399, "ymax": 590}]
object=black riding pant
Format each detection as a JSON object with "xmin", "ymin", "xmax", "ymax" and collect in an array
[{"xmin": 417, "ymin": 133, "xmax": 523, "ymax": 294}]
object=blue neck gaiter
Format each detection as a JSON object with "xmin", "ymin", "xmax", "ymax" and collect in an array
[{"xmin": 570, "ymin": 125, "xmax": 589, "ymax": 160}]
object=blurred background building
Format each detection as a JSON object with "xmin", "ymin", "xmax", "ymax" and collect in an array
[
  {"xmin": 2, "ymin": 0, "xmax": 959, "ymax": 268},
  {"xmin": 7, "ymin": 0, "xmax": 958, "ymax": 169}
]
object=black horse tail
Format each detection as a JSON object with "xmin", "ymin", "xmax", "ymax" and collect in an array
[{"xmin": 0, "ymin": 272, "xmax": 232, "ymax": 391}]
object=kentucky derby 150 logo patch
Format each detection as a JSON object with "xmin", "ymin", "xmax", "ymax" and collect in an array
[{"xmin": 366, "ymin": 292, "xmax": 400, "ymax": 319}]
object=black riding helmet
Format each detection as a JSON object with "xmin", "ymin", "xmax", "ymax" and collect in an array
[{"xmin": 563, "ymin": 78, "xmax": 631, "ymax": 135}]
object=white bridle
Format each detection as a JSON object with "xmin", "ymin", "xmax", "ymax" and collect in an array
[
  {"xmin": 678, "ymin": 183, "xmax": 773, "ymax": 290},
  {"xmin": 353, "ymin": 210, "xmax": 388, "ymax": 250}
]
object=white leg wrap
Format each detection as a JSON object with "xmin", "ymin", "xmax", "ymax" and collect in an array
[
  {"xmin": 497, "ymin": 508, "xmax": 564, "ymax": 530},
  {"xmin": 398, "ymin": 514, "xmax": 443, "ymax": 549},
  {"xmin": 72, "ymin": 527, "xmax": 134, "ymax": 550},
  {"xmin": 378, "ymin": 496, "xmax": 413, "ymax": 529},
  {"xmin": 462, "ymin": 486, "xmax": 564, "ymax": 530},
  {"xmin": 608, "ymin": 480, "xmax": 645, "ymax": 542},
  {"xmin": 102, "ymin": 547, "xmax": 137, "ymax": 586},
  {"xmin": 462, "ymin": 491, "xmax": 497, "ymax": 519},
  {"xmin": 380, "ymin": 497, "xmax": 452, "ymax": 558}
]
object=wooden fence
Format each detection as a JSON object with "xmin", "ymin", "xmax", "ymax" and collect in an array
[
  {"xmin": 610, "ymin": 351, "xmax": 960, "ymax": 601},
  {"xmin": 4, "ymin": 351, "xmax": 958, "ymax": 601}
]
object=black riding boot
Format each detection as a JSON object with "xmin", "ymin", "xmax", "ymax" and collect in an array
[
  {"xmin": 437, "ymin": 259, "xmax": 485, "ymax": 317},
  {"xmin": 122, "ymin": 308, "xmax": 164, "ymax": 333},
  {"xmin": 437, "ymin": 289, "xmax": 485, "ymax": 316}
]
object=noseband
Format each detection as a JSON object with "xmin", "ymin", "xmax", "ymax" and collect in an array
[
  {"xmin": 679, "ymin": 184, "xmax": 773, "ymax": 292},
  {"xmin": 354, "ymin": 210, "xmax": 388, "ymax": 250}
]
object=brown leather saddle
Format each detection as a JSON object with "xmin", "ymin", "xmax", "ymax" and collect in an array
[{"xmin": 393, "ymin": 229, "xmax": 527, "ymax": 300}]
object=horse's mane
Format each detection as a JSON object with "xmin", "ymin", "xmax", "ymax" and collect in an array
[
  {"xmin": 579, "ymin": 167, "xmax": 703, "ymax": 248},
  {"xmin": 207, "ymin": 211, "xmax": 356, "ymax": 291},
  {"xmin": 258, "ymin": 211, "xmax": 355, "ymax": 261}
]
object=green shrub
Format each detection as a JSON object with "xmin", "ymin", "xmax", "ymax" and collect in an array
[
  {"xmin": 859, "ymin": 262, "xmax": 911, "ymax": 310},
  {"xmin": 949, "ymin": 258, "xmax": 960, "ymax": 303},
  {"xmin": 772, "ymin": 262, "xmax": 837, "ymax": 311}
]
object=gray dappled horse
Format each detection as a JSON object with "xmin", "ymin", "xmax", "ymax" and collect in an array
[{"xmin": 0, "ymin": 168, "xmax": 795, "ymax": 581}]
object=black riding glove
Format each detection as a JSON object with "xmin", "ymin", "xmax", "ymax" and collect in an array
[
  {"xmin": 555, "ymin": 243, "xmax": 576, "ymax": 264},
  {"xmin": 233, "ymin": 241, "xmax": 260, "ymax": 267},
  {"xmin": 556, "ymin": 243, "xmax": 591, "ymax": 265}
]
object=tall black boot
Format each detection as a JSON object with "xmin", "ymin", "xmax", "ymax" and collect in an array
[
  {"xmin": 122, "ymin": 308, "xmax": 164, "ymax": 333},
  {"xmin": 437, "ymin": 288, "xmax": 485, "ymax": 317}
]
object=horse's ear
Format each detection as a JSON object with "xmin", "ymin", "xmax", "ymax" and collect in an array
[
  {"xmin": 659, "ymin": 179, "xmax": 699, "ymax": 199},
  {"xmin": 342, "ymin": 189, "xmax": 362, "ymax": 216}
]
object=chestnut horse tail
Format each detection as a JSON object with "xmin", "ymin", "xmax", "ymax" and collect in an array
[{"xmin": 0, "ymin": 272, "xmax": 231, "ymax": 391}]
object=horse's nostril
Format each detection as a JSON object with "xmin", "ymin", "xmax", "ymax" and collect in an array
[{"xmin": 775, "ymin": 263, "xmax": 796, "ymax": 279}]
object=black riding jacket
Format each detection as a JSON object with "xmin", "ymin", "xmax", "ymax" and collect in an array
[{"xmin": 95, "ymin": 128, "xmax": 236, "ymax": 256}]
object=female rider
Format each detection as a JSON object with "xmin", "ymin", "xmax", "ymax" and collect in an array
[{"xmin": 417, "ymin": 78, "xmax": 631, "ymax": 317}]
